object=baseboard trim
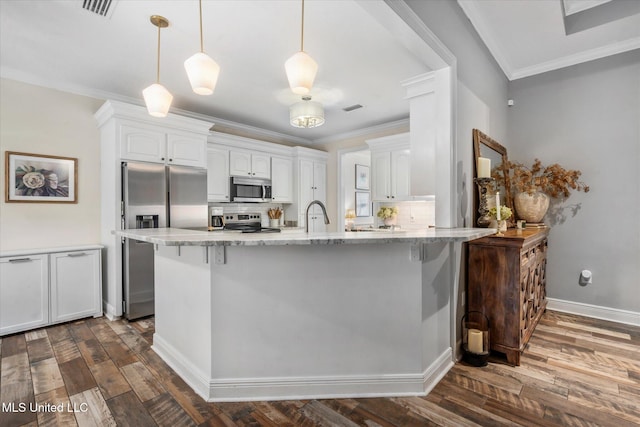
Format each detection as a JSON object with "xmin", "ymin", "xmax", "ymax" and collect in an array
[
  {"xmin": 152, "ymin": 332, "xmax": 454, "ymax": 402},
  {"xmin": 547, "ymin": 298, "xmax": 640, "ymax": 327},
  {"xmin": 151, "ymin": 333, "xmax": 211, "ymax": 399},
  {"xmin": 422, "ymin": 348, "xmax": 454, "ymax": 395},
  {"xmin": 103, "ymin": 301, "xmax": 119, "ymax": 321}
]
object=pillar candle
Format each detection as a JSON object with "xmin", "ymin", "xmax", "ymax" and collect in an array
[
  {"xmin": 468, "ymin": 329, "xmax": 483, "ymax": 353},
  {"xmin": 495, "ymin": 191, "xmax": 501, "ymax": 220},
  {"xmin": 477, "ymin": 157, "xmax": 491, "ymax": 178}
]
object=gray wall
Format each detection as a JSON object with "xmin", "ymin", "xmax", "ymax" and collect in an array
[{"xmin": 507, "ymin": 50, "xmax": 640, "ymax": 312}]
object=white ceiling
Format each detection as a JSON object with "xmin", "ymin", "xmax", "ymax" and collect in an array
[
  {"xmin": 0, "ymin": 0, "xmax": 431, "ymax": 145},
  {"xmin": 458, "ymin": 0, "xmax": 640, "ymax": 80},
  {"xmin": 4, "ymin": 1, "xmax": 637, "ymax": 145}
]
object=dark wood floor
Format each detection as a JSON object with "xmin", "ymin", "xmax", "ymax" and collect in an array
[{"xmin": 1, "ymin": 310, "xmax": 639, "ymax": 426}]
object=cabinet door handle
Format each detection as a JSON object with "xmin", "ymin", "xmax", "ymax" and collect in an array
[
  {"xmin": 169, "ymin": 158, "xmax": 173, "ymax": 162},
  {"xmin": 8, "ymin": 257, "xmax": 31, "ymax": 263},
  {"xmin": 161, "ymin": 157, "xmax": 165, "ymax": 161},
  {"xmin": 68, "ymin": 252, "xmax": 87, "ymax": 257}
]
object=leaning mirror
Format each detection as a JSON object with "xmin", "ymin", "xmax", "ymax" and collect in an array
[{"xmin": 472, "ymin": 129, "xmax": 514, "ymax": 228}]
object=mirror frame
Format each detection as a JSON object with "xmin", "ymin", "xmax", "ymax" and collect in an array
[{"xmin": 472, "ymin": 129, "xmax": 514, "ymax": 228}]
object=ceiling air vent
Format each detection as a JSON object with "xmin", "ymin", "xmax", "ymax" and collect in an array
[
  {"xmin": 82, "ymin": 0, "xmax": 117, "ymax": 18},
  {"xmin": 343, "ymin": 104, "xmax": 363, "ymax": 112}
]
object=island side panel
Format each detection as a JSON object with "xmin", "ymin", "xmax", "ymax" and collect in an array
[
  {"xmin": 420, "ymin": 241, "xmax": 456, "ymax": 384},
  {"xmin": 208, "ymin": 243, "xmax": 424, "ymax": 399},
  {"xmin": 152, "ymin": 245, "xmax": 213, "ymax": 394}
]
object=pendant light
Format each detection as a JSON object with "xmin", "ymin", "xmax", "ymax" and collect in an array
[
  {"xmin": 285, "ymin": 0, "xmax": 318, "ymax": 95},
  {"xmin": 143, "ymin": 15, "xmax": 173, "ymax": 117},
  {"xmin": 184, "ymin": 0, "xmax": 220, "ymax": 95},
  {"xmin": 290, "ymin": 96, "xmax": 325, "ymax": 128}
]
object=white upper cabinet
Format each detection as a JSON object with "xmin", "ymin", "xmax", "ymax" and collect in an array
[
  {"xmin": 391, "ymin": 149, "xmax": 411, "ymax": 200},
  {"xmin": 207, "ymin": 146, "xmax": 230, "ymax": 202},
  {"xmin": 367, "ymin": 133, "xmax": 412, "ymax": 202},
  {"xmin": 271, "ymin": 156, "xmax": 293, "ymax": 203},
  {"xmin": 119, "ymin": 123, "xmax": 207, "ymax": 168},
  {"xmin": 297, "ymin": 158, "xmax": 327, "ymax": 232},
  {"xmin": 229, "ymin": 150, "xmax": 271, "ymax": 179},
  {"xmin": 371, "ymin": 151, "xmax": 392, "ymax": 201},
  {"xmin": 166, "ymin": 133, "xmax": 208, "ymax": 168},
  {"xmin": 120, "ymin": 124, "xmax": 166, "ymax": 163}
]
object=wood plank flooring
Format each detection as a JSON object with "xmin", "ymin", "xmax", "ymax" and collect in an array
[{"xmin": 1, "ymin": 310, "xmax": 639, "ymax": 426}]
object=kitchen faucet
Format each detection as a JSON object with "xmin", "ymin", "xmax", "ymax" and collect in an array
[{"xmin": 305, "ymin": 200, "xmax": 330, "ymax": 232}]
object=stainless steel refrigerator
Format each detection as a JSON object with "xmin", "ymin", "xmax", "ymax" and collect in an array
[{"xmin": 121, "ymin": 162, "xmax": 207, "ymax": 320}]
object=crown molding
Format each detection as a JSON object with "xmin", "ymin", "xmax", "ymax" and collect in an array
[
  {"xmin": 457, "ymin": 0, "xmax": 640, "ymax": 81},
  {"xmin": 510, "ymin": 36, "xmax": 640, "ymax": 80},
  {"xmin": 312, "ymin": 118, "xmax": 409, "ymax": 146}
]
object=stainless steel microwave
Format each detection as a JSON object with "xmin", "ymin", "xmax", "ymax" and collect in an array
[{"xmin": 230, "ymin": 176, "xmax": 272, "ymax": 202}]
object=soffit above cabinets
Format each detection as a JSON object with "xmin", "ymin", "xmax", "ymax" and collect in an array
[{"xmin": 458, "ymin": 0, "xmax": 640, "ymax": 80}]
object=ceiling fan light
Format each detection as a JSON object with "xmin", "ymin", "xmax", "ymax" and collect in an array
[
  {"xmin": 185, "ymin": 52, "xmax": 220, "ymax": 95},
  {"xmin": 290, "ymin": 98, "xmax": 325, "ymax": 128},
  {"xmin": 285, "ymin": 51, "xmax": 318, "ymax": 95},
  {"xmin": 143, "ymin": 83, "xmax": 173, "ymax": 117}
]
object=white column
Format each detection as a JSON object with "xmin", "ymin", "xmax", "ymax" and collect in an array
[{"xmin": 402, "ymin": 68, "xmax": 454, "ymax": 228}]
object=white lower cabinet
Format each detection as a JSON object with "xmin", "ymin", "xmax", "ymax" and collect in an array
[
  {"xmin": 0, "ymin": 254, "xmax": 49, "ymax": 336},
  {"xmin": 0, "ymin": 247, "xmax": 102, "ymax": 336},
  {"xmin": 50, "ymin": 250, "xmax": 102, "ymax": 323}
]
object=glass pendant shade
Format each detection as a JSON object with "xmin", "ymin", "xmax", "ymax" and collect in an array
[
  {"xmin": 290, "ymin": 98, "xmax": 324, "ymax": 128},
  {"xmin": 142, "ymin": 83, "xmax": 173, "ymax": 118},
  {"xmin": 285, "ymin": 51, "xmax": 318, "ymax": 95},
  {"xmin": 185, "ymin": 52, "xmax": 220, "ymax": 95}
]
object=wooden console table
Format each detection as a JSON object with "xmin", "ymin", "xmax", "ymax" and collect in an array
[{"xmin": 467, "ymin": 228, "xmax": 549, "ymax": 366}]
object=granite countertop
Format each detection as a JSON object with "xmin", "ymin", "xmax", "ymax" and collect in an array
[{"xmin": 114, "ymin": 227, "xmax": 495, "ymax": 247}]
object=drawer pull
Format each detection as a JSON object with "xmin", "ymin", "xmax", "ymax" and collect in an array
[
  {"xmin": 68, "ymin": 252, "xmax": 87, "ymax": 257},
  {"xmin": 8, "ymin": 257, "xmax": 31, "ymax": 263}
]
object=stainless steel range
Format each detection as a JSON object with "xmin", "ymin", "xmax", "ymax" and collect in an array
[{"xmin": 223, "ymin": 212, "xmax": 281, "ymax": 233}]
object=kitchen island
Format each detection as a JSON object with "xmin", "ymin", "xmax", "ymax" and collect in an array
[{"xmin": 117, "ymin": 227, "xmax": 494, "ymax": 402}]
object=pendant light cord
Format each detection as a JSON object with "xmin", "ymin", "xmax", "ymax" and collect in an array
[
  {"xmin": 156, "ymin": 24, "xmax": 161, "ymax": 83},
  {"xmin": 300, "ymin": 0, "xmax": 305, "ymax": 52},
  {"xmin": 199, "ymin": 0, "xmax": 204, "ymax": 53}
]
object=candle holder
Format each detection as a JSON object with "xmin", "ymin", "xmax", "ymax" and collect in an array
[
  {"xmin": 474, "ymin": 177, "xmax": 495, "ymax": 227},
  {"xmin": 461, "ymin": 311, "xmax": 490, "ymax": 367}
]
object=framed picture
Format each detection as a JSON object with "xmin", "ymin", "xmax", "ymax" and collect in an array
[
  {"xmin": 5, "ymin": 151, "xmax": 78, "ymax": 203},
  {"xmin": 355, "ymin": 164, "xmax": 370, "ymax": 190},
  {"xmin": 355, "ymin": 191, "xmax": 371, "ymax": 217}
]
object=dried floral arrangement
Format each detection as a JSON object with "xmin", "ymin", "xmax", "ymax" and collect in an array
[{"xmin": 493, "ymin": 159, "xmax": 589, "ymax": 198}]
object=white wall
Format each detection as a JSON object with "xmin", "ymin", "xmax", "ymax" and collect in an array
[
  {"xmin": 507, "ymin": 51, "xmax": 640, "ymax": 313},
  {"xmin": 0, "ymin": 79, "xmax": 103, "ymax": 251}
]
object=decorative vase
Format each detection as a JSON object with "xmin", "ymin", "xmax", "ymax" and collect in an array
[
  {"xmin": 383, "ymin": 216, "xmax": 397, "ymax": 226},
  {"xmin": 514, "ymin": 192, "xmax": 550, "ymax": 223}
]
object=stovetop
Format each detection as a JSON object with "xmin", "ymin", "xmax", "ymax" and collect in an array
[{"xmin": 223, "ymin": 212, "xmax": 281, "ymax": 233}]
